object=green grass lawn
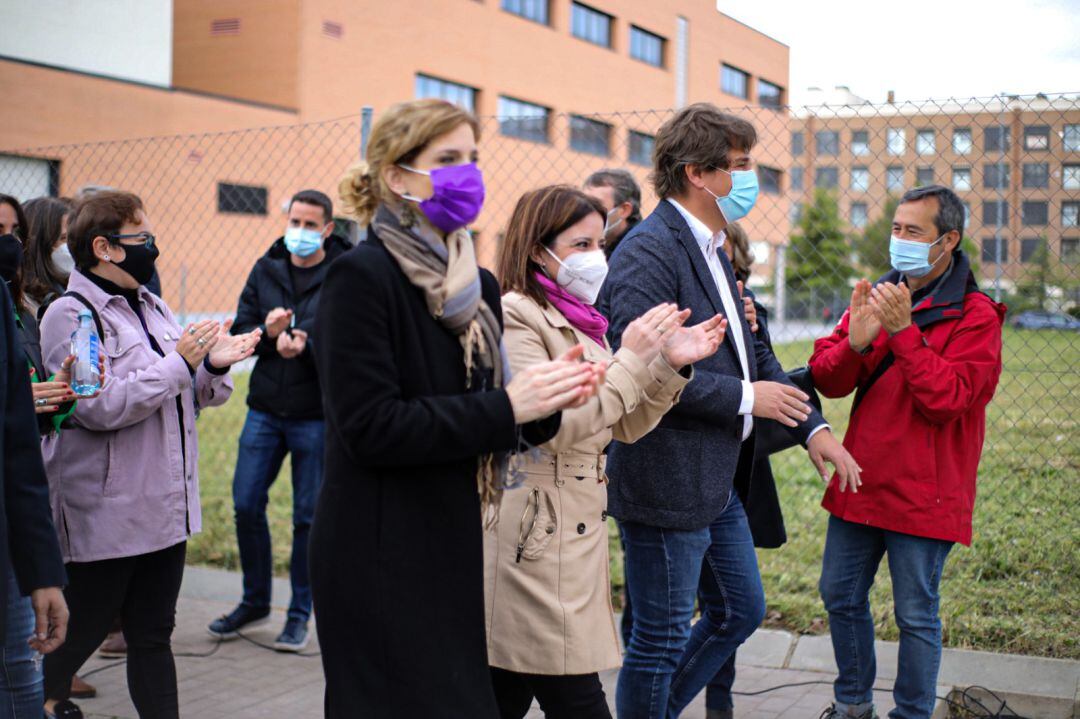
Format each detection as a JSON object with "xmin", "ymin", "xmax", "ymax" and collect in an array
[{"xmin": 193, "ymin": 327, "xmax": 1079, "ymax": 659}]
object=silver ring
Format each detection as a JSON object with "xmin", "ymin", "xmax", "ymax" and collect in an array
[
  {"xmin": 188, "ymin": 327, "xmax": 197, "ymax": 335},
  {"xmin": 35, "ymin": 398, "xmax": 48, "ymax": 407},
  {"xmin": 197, "ymin": 338, "xmax": 207, "ymax": 346}
]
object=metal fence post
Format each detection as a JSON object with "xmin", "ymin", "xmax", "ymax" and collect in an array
[{"xmin": 359, "ymin": 106, "xmax": 373, "ymax": 159}]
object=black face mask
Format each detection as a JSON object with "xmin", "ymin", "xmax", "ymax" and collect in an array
[
  {"xmin": 0, "ymin": 234, "xmax": 23, "ymax": 284},
  {"xmin": 113, "ymin": 241, "xmax": 160, "ymax": 287}
]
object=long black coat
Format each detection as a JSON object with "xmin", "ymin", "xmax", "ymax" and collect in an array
[
  {"xmin": 0, "ymin": 285, "xmax": 66, "ymax": 643},
  {"xmin": 310, "ymin": 227, "xmax": 559, "ymax": 718}
]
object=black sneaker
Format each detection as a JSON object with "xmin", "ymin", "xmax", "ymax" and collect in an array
[
  {"xmin": 273, "ymin": 618, "xmax": 310, "ymax": 652},
  {"xmin": 820, "ymin": 704, "xmax": 877, "ymax": 719},
  {"xmin": 207, "ymin": 604, "xmax": 271, "ymax": 639},
  {"xmin": 46, "ymin": 699, "xmax": 84, "ymax": 718}
]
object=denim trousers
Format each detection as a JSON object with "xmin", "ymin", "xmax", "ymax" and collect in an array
[
  {"xmin": 616, "ymin": 492, "xmax": 766, "ymax": 719},
  {"xmin": 1, "ymin": 561, "xmax": 40, "ymax": 719},
  {"xmin": 233, "ymin": 409, "xmax": 325, "ymax": 622},
  {"xmin": 819, "ymin": 515, "xmax": 954, "ymax": 719}
]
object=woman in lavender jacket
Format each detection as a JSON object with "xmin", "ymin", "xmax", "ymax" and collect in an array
[{"xmin": 37, "ymin": 191, "xmax": 260, "ymax": 719}]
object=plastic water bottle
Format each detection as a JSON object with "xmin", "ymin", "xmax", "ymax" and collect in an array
[{"xmin": 70, "ymin": 310, "xmax": 101, "ymax": 396}]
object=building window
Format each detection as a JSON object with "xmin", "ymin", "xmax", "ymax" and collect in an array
[
  {"xmin": 851, "ymin": 130, "xmax": 870, "ymax": 156},
  {"xmin": 790, "ymin": 203, "xmax": 803, "ymax": 224},
  {"xmin": 1062, "ymin": 238, "xmax": 1080, "ymax": 263},
  {"xmin": 790, "ymin": 166, "xmax": 804, "ymax": 191},
  {"xmin": 1063, "ymin": 201, "xmax": 1080, "ymax": 228},
  {"xmin": 985, "ymin": 126, "xmax": 1010, "ymax": 152},
  {"xmin": 887, "ymin": 128, "xmax": 905, "ymax": 155},
  {"xmin": 414, "ymin": 74, "xmax": 476, "ymax": 112},
  {"xmin": 886, "ymin": 166, "xmax": 905, "ymax": 192},
  {"xmin": 815, "ymin": 167, "xmax": 839, "ymax": 189},
  {"xmin": 571, "ymin": 2, "xmax": 612, "ymax": 48},
  {"xmin": 1024, "ymin": 125, "xmax": 1050, "ymax": 151},
  {"xmin": 1020, "ymin": 238, "xmax": 1043, "ymax": 263},
  {"xmin": 630, "ymin": 26, "xmax": 664, "ymax": 67},
  {"xmin": 791, "ymin": 131, "xmax": 804, "ymax": 156},
  {"xmin": 218, "ymin": 183, "xmax": 267, "ymax": 215},
  {"xmin": 628, "ymin": 131, "xmax": 655, "ymax": 166},
  {"xmin": 953, "ymin": 128, "xmax": 972, "ymax": 155},
  {"xmin": 916, "ymin": 129, "xmax": 935, "ymax": 155},
  {"xmin": 1064, "ymin": 164, "xmax": 1080, "ymax": 190},
  {"xmin": 570, "ymin": 115, "xmax": 612, "ymax": 156},
  {"xmin": 963, "ymin": 201, "xmax": 971, "ymax": 228},
  {"xmin": 983, "ymin": 200, "xmax": 1009, "ymax": 226},
  {"xmin": 321, "ymin": 20, "xmax": 344, "ymax": 39},
  {"xmin": 1022, "ymin": 201, "xmax": 1048, "ymax": 226},
  {"xmin": 497, "ymin": 96, "xmax": 549, "ymax": 143},
  {"xmin": 916, "ymin": 167, "xmax": 934, "ymax": 186},
  {"xmin": 983, "ymin": 163, "xmax": 1009, "ymax": 189},
  {"xmin": 816, "ymin": 130, "xmax": 840, "ymax": 156},
  {"xmin": 953, "ymin": 167, "xmax": 972, "ymax": 191},
  {"xmin": 1022, "ymin": 162, "xmax": 1049, "ymax": 189},
  {"xmin": 758, "ymin": 166, "xmax": 782, "ymax": 195},
  {"xmin": 1065, "ymin": 125, "xmax": 1080, "ymax": 153},
  {"xmin": 982, "ymin": 237, "xmax": 1009, "ymax": 263},
  {"xmin": 850, "ymin": 166, "xmax": 869, "ymax": 192},
  {"xmin": 501, "ymin": 0, "xmax": 548, "ymax": 25},
  {"xmin": 721, "ymin": 64, "xmax": 749, "ymax": 99},
  {"xmin": 851, "ymin": 202, "xmax": 868, "ymax": 229},
  {"xmin": 758, "ymin": 79, "xmax": 783, "ymax": 109},
  {"xmin": 210, "ymin": 18, "xmax": 241, "ymax": 35}
]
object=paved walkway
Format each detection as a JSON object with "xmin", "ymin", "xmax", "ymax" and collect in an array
[{"xmin": 70, "ymin": 566, "xmax": 1075, "ymax": 718}]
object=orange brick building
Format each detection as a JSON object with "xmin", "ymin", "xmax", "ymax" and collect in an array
[{"xmin": 1, "ymin": 0, "xmax": 792, "ymax": 313}]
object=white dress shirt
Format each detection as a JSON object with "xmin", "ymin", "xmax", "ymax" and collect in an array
[{"xmin": 668, "ymin": 199, "xmax": 828, "ymax": 444}]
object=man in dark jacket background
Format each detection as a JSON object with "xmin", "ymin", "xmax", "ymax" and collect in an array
[{"xmin": 208, "ymin": 190, "xmax": 348, "ymax": 652}]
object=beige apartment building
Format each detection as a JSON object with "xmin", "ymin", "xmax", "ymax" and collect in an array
[
  {"xmin": 1, "ymin": 0, "xmax": 791, "ymax": 313},
  {"xmin": 789, "ymin": 93, "xmax": 1080, "ymax": 287}
]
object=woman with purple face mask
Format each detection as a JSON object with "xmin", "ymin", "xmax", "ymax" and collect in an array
[{"xmin": 312, "ymin": 100, "xmax": 602, "ymax": 718}]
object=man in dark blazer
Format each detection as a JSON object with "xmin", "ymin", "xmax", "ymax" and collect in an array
[
  {"xmin": 0, "ymin": 281, "xmax": 69, "ymax": 695},
  {"xmin": 599, "ymin": 103, "xmax": 862, "ymax": 719}
]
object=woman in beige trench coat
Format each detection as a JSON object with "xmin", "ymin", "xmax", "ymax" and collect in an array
[{"xmin": 486, "ymin": 186, "xmax": 728, "ymax": 718}]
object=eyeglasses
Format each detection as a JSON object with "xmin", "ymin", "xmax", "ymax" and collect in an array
[{"xmin": 106, "ymin": 232, "xmax": 156, "ymax": 249}]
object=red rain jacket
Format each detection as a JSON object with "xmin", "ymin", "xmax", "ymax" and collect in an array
[{"xmin": 809, "ymin": 254, "xmax": 1005, "ymax": 545}]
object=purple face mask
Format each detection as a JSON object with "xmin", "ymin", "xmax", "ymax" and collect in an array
[{"xmin": 398, "ymin": 162, "xmax": 485, "ymax": 234}]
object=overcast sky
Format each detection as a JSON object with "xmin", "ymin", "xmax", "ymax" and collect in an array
[{"xmin": 716, "ymin": 0, "xmax": 1080, "ymax": 106}]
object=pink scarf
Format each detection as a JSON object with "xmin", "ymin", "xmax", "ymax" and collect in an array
[{"xmin": 535, "ymin": 272, "xmax": 609, "ymax": 347}]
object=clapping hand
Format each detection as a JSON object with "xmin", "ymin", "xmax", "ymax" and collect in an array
[
  {"xmin": 208, "ymin": 319, "xmax": 262, "ymax": 369},
  {"xmin": 736, "ymin": 281, "xmax": 758, "ymax": 333},
  {"xmin": 847, "ymin": 280, "xmax": 882, "ymax": 352},
  {"xmin": 506, "ymin": 344, "xmax": 603, "ymax": 424},
  {"xmin": 661, "ymin": 314, "xmax": 727, "ymax": 369},
  {"xmin": 265, "ymin": 307, "xmax": 294, "ymax": 339},
  {"xmin": 621, "ymin": 303, "xmax": 690, "ymax": 365},
  {"xmin": 277, "ymin": 328, "xmax": 308, "ymax": 359},
  {"xmin": 869, "ymin": 281, "xmax": 912, "ymax": 336}
]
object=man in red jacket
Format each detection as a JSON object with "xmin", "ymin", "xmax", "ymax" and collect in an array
[{"xmin": 809, "ymin": 185, "xmax": 1005, "ymax": 719}]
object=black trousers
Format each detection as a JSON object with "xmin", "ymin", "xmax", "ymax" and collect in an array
[
  {"xmin": 490, "ymin": 667, "xmax": 611, "ymax": 719},
  {"xmin": 43, "ymin": 542, "xmax": 186, "ymax": 718}
]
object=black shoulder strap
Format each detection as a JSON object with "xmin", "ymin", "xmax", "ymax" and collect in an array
[
  {"xmin": 852, "ymin": 351, "xmax": 895, "ymax": 412},
  {"xmin": 61, "ymin": 291, "xmax": 105, "ymax": 340}
]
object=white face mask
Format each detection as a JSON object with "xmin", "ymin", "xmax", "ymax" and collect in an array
[
  {"xmin": 545, "ymin": 247, "xmax": 608, "ymax": 305},
  {"xmin": 603, "ymin": 207, "xmax": 624, "ymax": 237},
  {"xmin": 51, "ymin": 243, "xmax": 75, "ymax": 276}
]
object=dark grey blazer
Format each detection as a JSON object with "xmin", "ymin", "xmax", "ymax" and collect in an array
[{"xmin": 598, "ymin": 200, "xmax": 825, "ymax": 530}]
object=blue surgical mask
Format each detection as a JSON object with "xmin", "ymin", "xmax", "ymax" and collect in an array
[
  {"xmin": 284, "ymin": 226, "xmax": 324, "ymax": 257},
  {"xmin": 889, "ymin": 234, "xmax": 946, "ymax": 278},
  {"xmin": 704, "ymin": 169, "xmax": 759, "ymax": 223}
]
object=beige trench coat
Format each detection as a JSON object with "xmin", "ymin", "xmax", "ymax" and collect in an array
[{"xmin": 484, "ymin": 292, "xmax": 690, "ymax": 675}]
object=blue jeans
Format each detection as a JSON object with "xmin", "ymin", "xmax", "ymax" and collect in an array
[
  {"xmin": 1, "ymin": 561, "xmax": 41, "ymax": 719},
  {"xmin": 819, "ymin": 515, "xmax": 953, "ymax": 719},
  {"xmin": 616, "ymin": 493, "xmax": 766, "ymax": 719},
  {"xmin": 233, "ymin": 409, "xmax": 325, "ymax": 623}
]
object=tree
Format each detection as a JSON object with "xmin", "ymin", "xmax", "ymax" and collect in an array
[
  {"xmin": 787, "ymin": 188, "xmax": 856, "ymax": 296},
  {"xmin": 1014, "ymin": 236, "xmax": 1054, "ymax": 312},
  {"xmin": 853, "ymin": 195, "xmax": 899, "ymax": 279}
]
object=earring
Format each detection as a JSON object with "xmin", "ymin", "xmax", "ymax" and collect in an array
[{"xmin": 103, "ymin": 255, "xmax": 110, "ymax": 261}]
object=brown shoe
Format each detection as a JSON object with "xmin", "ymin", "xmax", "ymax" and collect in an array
[
  {"xmin": 98, "ymin": 631, "xmax": 127, "ymax": 658},
  {"xmin": 70, "ymin": 674, "xmax": 97, "ymax": 699}
]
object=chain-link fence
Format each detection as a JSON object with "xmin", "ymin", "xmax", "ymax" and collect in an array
[{"xmin": 2, "ymin": 93, "xmax": 1077, "ymax": 659}]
